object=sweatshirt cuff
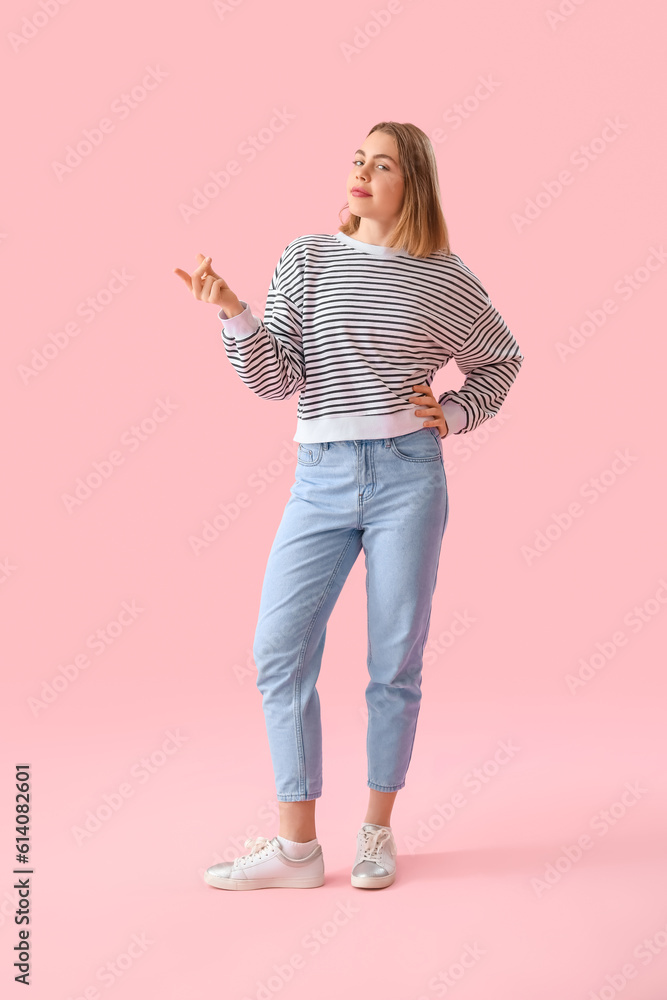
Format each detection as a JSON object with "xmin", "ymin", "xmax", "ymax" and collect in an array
[
  {"xmin": 218, "ymin": 301, "xmax": 260, "ymax": 340},
  {"xmin": 440, "ymin": 399, "xmax": 468, "ymax": 435}
]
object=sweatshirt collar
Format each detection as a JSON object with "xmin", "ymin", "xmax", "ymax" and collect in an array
[{"xmin": 334, "ymin": 231, "xmax": 411, "ymax": 258}]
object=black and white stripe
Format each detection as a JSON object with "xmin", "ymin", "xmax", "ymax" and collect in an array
[{"xmin": 219, "ymin": 232, "xmax": 524, "ymax": 443}]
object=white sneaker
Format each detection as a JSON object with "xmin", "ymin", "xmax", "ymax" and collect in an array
[
  {"xmin": 204, "ymin": 836, "xmax": 325, "ymax": 890},
  {"xmin": 351, "ymin": 823, "xmax": 397, "ymax": 889}
]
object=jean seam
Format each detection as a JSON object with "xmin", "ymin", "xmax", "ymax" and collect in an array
[
  {"xmin": 277, "ymin": 792, "xmax": 321, "ymax": 801},
  {"xmin": 368, "ymin": 780, "xmax": 406, "ymax": 792},
  {"xmin": 389, "ymin": 437, "xmax": 441, "ymax": 463},
  {"xmin": 401, "ymin": 483, "xmax": 449, "ymax": 782},
  {"xmin": 293, "ymin": 529, "xmax": 359, "ymax": 798},
  {"xmin": 365, "ymin": 538, "xmax": 372, "ymax": 774},
  {"xmin": 297, "ymin": 443, "xmax": 324, "ymax": 466}
]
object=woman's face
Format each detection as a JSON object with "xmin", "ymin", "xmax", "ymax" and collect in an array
[{"xmin": 347, "ymin": 132, "xmax": 404, "ymax": 224}]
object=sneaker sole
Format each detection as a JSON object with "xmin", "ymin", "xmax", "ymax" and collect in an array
[
  {"xmin": 204, "ymin": 872, "xmax": 325, "ymax": 890},
  {"xmin": 351, "ymin": 871, "xmax": 395, "ymax": 889}
]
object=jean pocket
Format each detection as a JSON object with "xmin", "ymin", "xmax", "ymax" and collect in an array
[
  {"xmin": 296, "ymin": 442, "xmax": 324, "ymax": 466},
  {"xmin": 390, "ymin": 427, "xmax": 442, "ymax": 462}
]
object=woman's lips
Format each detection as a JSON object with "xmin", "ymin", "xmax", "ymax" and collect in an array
[{"xmin": 351, "ymin": 189, "xmax": 371, "ymax": 197}]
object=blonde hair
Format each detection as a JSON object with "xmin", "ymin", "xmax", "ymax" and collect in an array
[{"xmin": 338, "ymin": 121, "xmax": 451, "ymax": 259}]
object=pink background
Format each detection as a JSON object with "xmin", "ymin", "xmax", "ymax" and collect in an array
[{"xmin": 2, "ymin": 0, "xmax": 667, "ymax": 997}]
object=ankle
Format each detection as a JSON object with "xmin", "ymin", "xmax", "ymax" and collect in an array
[
  {"xmin": 278, "ymin": 830, "xmax": 317, "ymax": 843},
  {"xmin": 277, "ymin": 801, "xmax": 317, "ymax": 844}
]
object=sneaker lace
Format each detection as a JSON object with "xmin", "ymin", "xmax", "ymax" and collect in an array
[
  {"xmin": 361, "ymin": 827, "xmax": 392, "ymax": 861},
  {"xmin": 236, "ymin": 836, "xmax": 272, "ymax": 863}
]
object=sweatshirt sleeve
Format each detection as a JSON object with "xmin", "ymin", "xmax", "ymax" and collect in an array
[
  {"xmin": 437, "ymin": 297, "xmax": 524, "ymax": 434},
  {"xmin": 218, "ymin": 243, "xmax": 305, "ymax": 400}
]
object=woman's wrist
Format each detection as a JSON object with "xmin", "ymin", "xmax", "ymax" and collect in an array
[{"xmin": 221, "ymin": 295, "xmax": 244, "ymax": 319}]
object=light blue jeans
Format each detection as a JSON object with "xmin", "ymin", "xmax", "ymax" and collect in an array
[{"xmin": 253, "ymin": 427, "xmax": 450, "ymax": 801}]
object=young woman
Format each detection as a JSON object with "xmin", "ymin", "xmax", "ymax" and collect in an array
[{"xmin": 174, "ymin": 121, "xmax": 524, "ymax": 891}]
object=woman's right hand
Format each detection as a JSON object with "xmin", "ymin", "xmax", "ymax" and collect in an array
[{"xmin": 173, "ymin": 253, "xmax": 243, "ymax": 316}]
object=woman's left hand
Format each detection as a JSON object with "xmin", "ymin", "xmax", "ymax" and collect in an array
[{"xmin": 410, "ymin": 384, "xmax": 449, "ymax": 438}]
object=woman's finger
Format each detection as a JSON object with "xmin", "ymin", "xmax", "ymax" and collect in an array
[
  {"xmin": 191, "ymin": 256, "xmax": 212, "ymax": 296},
  {"xmin": 173, "ymin": 267, "xmax": 193, "ymax": 289},
  {"xmin": 197, "ymin": 255, "xmax": 221, "ymax": 283},
  {"xmin": 200, "ymin": 273, "xmax": 220, "ymax": 302}
]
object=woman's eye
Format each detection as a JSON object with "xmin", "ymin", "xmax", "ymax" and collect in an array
[{"xmin": 352, "ymin": 159, "xmax": 387, "ymax": 170}]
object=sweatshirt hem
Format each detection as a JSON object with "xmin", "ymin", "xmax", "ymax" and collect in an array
[{"xmin": 294, "ymin": 408, "xmax": 433, "ymax": 443}]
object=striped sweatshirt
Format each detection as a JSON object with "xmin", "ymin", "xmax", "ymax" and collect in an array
[{"xmin": 218, "ymin": 231, "xmax": 524, "ymax": 443}]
